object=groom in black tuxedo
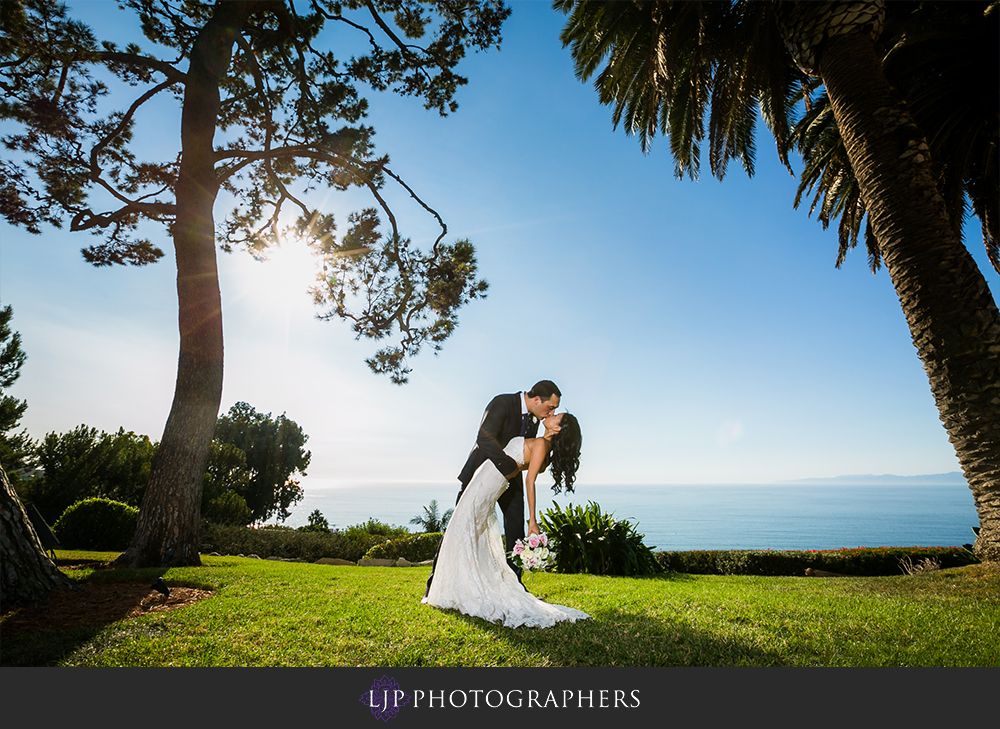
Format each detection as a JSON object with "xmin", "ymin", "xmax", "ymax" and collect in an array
[{"xmin": 425, "ymin": 380, "xmax": 561, "ymax": 592}]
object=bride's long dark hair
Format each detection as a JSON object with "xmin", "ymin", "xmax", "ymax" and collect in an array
[{"xmin": 550, "ymin": 413, "xmax": 582, "ymax": 494}]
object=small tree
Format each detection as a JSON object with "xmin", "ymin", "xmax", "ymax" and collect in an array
[
  {"xmin": 298, "ymin": 508, "xmax": 331, "ymax": 533},
  {"xmin": 410, "ymin": 498, "xmax": 452, "ymax": 533},
  {"xmin": 213, "ymin": 402, "xmax": 311, "ymax": 524}
]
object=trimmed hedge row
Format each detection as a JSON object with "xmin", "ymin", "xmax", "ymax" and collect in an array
[
  {"xmin": 364, "ymin": 532, "xmax": 443, "ymax": 562},
  {"xmin": 199, "ymin": 522, "xmax": 383, "ymax": 562},
  {"xmin": 192, "ymin": 521, "xmax": 981, "ymax": 577},
  {"xmin": 654, "ymin": 546, "xmax": 978, "ymax": 576}
]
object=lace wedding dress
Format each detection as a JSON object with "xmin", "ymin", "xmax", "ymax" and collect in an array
[{"xmin": 422, "ymin": 437, "xmax": 590, "ymax": 628}]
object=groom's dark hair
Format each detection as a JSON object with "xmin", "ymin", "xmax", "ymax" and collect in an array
[{"xmin": 527, "ymin": 380, "xmax": 561, "ymax": 400}]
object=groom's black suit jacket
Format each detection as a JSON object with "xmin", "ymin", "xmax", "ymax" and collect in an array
[{"xmin": 457, "ymin": 392, "xmax": 539, "ymax": 492}]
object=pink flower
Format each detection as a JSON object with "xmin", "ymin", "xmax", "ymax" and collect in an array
[
  {"xmin": 527, "ymin": 533, "xmax": 541, "ymax": 549},
  {"xmin": 539, "ymin": 533, "xmax": 548, "ymax": 547},
  {"xmin": 513, "ymin": 542, "xmax": 525, "ymax": 556}
]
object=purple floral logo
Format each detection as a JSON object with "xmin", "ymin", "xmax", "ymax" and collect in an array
[{"xmin": 360, "ymin": 675, "xmax": 411, "ymax": 721}]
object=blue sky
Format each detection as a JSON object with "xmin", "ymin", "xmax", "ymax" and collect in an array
[{"xmin": 2, "ymin": 1, "xmax": 995, "ymax": 491}]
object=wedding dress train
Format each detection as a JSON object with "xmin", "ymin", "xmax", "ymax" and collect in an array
[{"xmin": 422, "ymin": 437, "xmax": 590, "ymax": 628}]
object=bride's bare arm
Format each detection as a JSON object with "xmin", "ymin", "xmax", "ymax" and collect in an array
[{"xmin": 523, "ymin": 438, "xmax": 550, "ymax": 536}]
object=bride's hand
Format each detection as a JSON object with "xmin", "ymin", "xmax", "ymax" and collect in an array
[{"xmin": 527, "ymin": 519, "xmax": 540, "ymax": 537}]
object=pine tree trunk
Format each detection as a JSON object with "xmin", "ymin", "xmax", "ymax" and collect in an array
[
  {"xmin": 114, "ymin": 3, "xmax": 252, "ymax": 568},
  {"xmin": 0, "ymin": 462, "xmax": 75, "ymax": 607},
  {"xmin": 818, "ymin": 31, "xmax": 1000, "ymax": 562}
]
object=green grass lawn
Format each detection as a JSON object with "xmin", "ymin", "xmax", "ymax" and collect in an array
[{"xmin": 2, "ymin": 552, "xmax": 998, "ymax": 667}]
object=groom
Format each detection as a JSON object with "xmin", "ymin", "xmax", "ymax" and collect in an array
[{"xmin": 426, "ymin": 380, "xmax": 562, "ymax": 592}]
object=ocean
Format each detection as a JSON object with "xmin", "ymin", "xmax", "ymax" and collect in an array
[{"xmin": 268, "ymin": 479, "xmax": 980, "ymax": 551}]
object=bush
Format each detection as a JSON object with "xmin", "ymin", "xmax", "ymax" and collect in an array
[
  {"xmin": 364, "ymin": 533, "xmax": 443, "ymax": 562},
  {"xmin": 341, "ymin": 519, "xmax": 412, "ymax": 556},
  {"xmin": 297, "ymin": 509, "xmax": 331, "ymax": 534},
  {"xmin": 342, "ymin": 518, "xmax": 410, "ymax": 540},
  {"xmin": 200, "ymin": 521, "xmax": 365, "ymax": 562},
  {"xmin": 654, "ymin": 546, "xmax": 979, "ymax": 576},
  {"xmin": 53, "ymin": 497, "xmax": 139, "ymax": 551},
  {"xmin": 203, "ymin": 490, "xmax": 252, "ymax": 526},
  {"xmin": 539, "ymin": 501, "xmax": 660, "ymax": 576},
  {"xmin": 198, "ymin": 518, "xmax": 414, "ymax": 562}
]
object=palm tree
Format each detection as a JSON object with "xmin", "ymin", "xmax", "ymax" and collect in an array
[
  {"xmin": 410, "ymin": 499, "xmax": 453, "ymax": 533},
  {"xmin": 792, "ymin": 3, "xmax": 998, "ymax": 275},
  {"xmin": 556, "ymin": 0, "xmax": 1000, "ymax": 561}
]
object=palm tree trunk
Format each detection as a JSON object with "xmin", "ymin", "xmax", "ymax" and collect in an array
[
  {"xmin": 114, "ymin": 3, "xmax": 252, "ymax": 568},
  {"xmin": 0, "ymin": 462, "xmax": 75, "ymax": 607},
  {"xmin": 818, "ymin": 31, "xmax": 1000, "ymax": 562}
]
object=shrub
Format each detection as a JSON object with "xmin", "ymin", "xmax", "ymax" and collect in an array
[
  {"xmin": 343, "ymin": 518, "xmax": 410, "ymax": 539},
  {"xmin": 364, "ymin": 533, "xmax": 443, "ymax": 562},
  {"xmin": 203, "ymin": 491, "xmax": 252, "ymax": 526},
  {"xmin": 654, "ymin": 546, "xmax": 978, "ymax": 576},
  {"xmin": 198, "ymin": 518, "xmax": 414, "ymax": 562},
  {"xmin": 53, "ymin": 497, "xmax": 139, "ymax": 551},
  {"xmin": 539, "ymin": 501, "xmax": 660, "ymax": 576},
  {"xmin": 200, "ymin": 521, "xmax": 365, "ymax": 562},
  {"xmin": 341, "ymin": 518, "xmax": 412, "ymax": 556},
  {"xmin": 297, "ymin": 509, "xmax": 331, "ymax": 534}
]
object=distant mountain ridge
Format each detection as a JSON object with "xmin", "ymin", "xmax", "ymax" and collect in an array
[{"xmin": 784, "ymin": 471, "xmax": 966, "ymax": 485}]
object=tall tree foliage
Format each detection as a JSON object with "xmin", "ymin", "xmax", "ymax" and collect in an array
[
  {"xmin": 201, "ymin": 440, "xmax": 252, "ymax": 525},
  {"xmin": 0, "ymin": 305, "xmax": 33, "ymax": 484},
  {"xmin": 791, "ymin": 2, "xmax": 998, "ymax": 274},
  {"xmin": 557, "ymin": 0, "xmax": 1000, "ymax": 561},
  {"xmin": 22, "ymin": 425, "xmax": 157, "ymax": 522},
  {"xmin": 213, "ymin": 401, "xmax": 311, "ymax": 524},
  {"xmin": 0, "ymin": 0, "xmax": 508, "ymax": 568}
]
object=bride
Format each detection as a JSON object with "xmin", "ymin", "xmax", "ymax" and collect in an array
[{"xmin": 422, "ymin": 412, "xmax": 590, "ymax": 628}]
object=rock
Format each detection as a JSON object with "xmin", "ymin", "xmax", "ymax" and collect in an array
[
  {"xmin": 396, "ymin": 558, "xmax": 412, "ymax": 567},
  {"xmin": 805, "ymin": 568, "xmax": 848, "ymax": 577},
  {"xmin": 416, "ymin": 560, "xmax": 433, "ymax": 567},
  {"xmin": 315, "ymin": 558, "xmax": 356, "ymax": 566},
  {"xmin": 358, "ymin": 558, "xmax": 395, "ymax": 567}
]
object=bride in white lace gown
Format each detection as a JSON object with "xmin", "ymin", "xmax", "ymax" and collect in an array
[{"xmin": 422, "ymin": 413, "xmax": 590, "ymax": 628}]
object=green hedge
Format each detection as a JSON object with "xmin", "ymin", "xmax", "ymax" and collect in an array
[
  {"xmin": 654, "ymin": 546, "xmax": 978, "ymax": 576},
  {"xmin": 364, "ymin": 532, "xmax": 443, "ymax": 562},
  {"xmin": 199, "ymin": 522, "xmax": 365, "ymax": 562},
  {"xmin": 198, "ymin": 520, "xmax": 417, "ymax": 562},
  {"xmin": 52, "ymin": 497, "xmax": 138, "ymax": 551}
]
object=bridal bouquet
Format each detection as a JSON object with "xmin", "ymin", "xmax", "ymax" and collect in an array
[{"xmin": 510, "ymin": 532, "xmax": 556, "ymax": 573}]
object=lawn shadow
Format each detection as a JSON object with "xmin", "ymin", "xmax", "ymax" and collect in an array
[
  {"xmin": 1, "ymin": 566, "xmax": 213, "ymax": 667},
  {"xmin": 449, "ymin": 602, "xmax": 784, "ymax": 667}
]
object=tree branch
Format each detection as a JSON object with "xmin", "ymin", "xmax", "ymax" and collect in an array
[{"xmin": 95, "ymin": 51, "xmax": 187, "ymax": 84}]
